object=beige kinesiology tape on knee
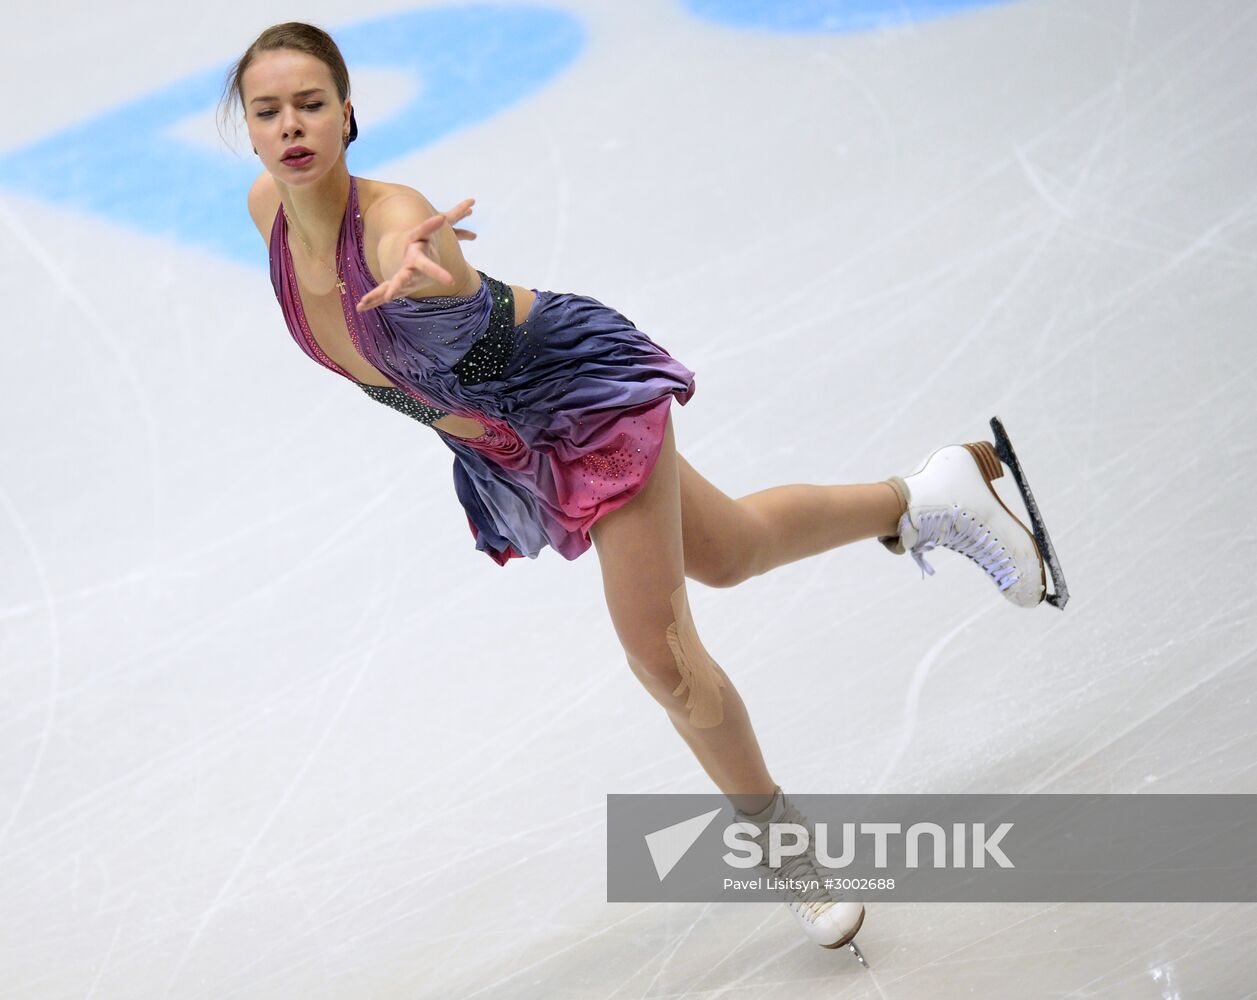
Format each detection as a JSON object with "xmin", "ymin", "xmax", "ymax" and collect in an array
[{"xmin": 664, "ymin": 584, "xmax": 726, "ymax": 729}]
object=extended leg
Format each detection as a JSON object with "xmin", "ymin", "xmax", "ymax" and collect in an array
[{"xmin": 677, "ymin": 452, "xmax": 907, "ymax": 588}]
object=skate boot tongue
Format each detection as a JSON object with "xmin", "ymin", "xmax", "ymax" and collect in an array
[{"xmin": 737, "ymin": 789, "xmax": 832, "ymax": 912}]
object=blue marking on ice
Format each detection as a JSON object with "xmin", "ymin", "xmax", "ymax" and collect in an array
[
  {"xmin": 678, "ymin": 0, "xmax": 1016, "ymax": 33},
  {"xmin": 0, "ymin": 5, "xmax": 584, "ymax": 266}
]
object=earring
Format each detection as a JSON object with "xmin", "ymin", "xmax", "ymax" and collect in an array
[{"xmin": 252, "ymin": 146, "xmax": 257, "ymax": 154}]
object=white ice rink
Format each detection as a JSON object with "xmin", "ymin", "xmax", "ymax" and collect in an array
[{"xmin": 2, "ymin": 0, "xmax": 1255, "ymax": 996}]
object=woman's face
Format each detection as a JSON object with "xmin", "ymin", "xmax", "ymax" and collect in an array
[{"xmin": 242, "ymin": 49, "xmax": 350, "ymax": 182}]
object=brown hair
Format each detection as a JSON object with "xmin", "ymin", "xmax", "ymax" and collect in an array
[{"xmin": 216, "ymin": 21, "xmax": 352, "ymax": 151}]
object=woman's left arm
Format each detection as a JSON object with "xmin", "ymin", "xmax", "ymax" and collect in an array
[{"xmin": 356, "ymin": 191, "xmax": 477, "ymax": 312}]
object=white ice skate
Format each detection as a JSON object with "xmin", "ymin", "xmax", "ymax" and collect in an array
[
  {"xmin": 879, "ymin": 416, "xmax": 1069, "ymax": 610},
  {"xmin": 733, "ymin": 786, "xmax": 869, "ymax": 967}
]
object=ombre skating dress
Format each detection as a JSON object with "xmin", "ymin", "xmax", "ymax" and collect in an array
[{"xmin": 269, "ymin": 176, "xmax": 696, "ymax": 565}]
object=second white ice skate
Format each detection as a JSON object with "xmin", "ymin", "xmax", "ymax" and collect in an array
[{"xmin": 733, "ymin": 786, "xmax": 869, "ymax": 967}]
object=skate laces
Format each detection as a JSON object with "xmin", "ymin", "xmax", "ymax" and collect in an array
[
  {"xmin": 909, "ymin": 507, "xmax": 1018, "ymax": 591},
  {"xmin": 745, "ymin": 799, "xmax": 842, "ymax": 923}
]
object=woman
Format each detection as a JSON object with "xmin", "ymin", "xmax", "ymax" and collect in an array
[{"xmin": 221, "ymin": 20, "xmax": 1064, "ymax": 968}]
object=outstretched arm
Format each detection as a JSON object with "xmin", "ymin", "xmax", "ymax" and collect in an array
[{"xmin": 356, "ymin": 191, "xmax": 477, "ymax": 312}]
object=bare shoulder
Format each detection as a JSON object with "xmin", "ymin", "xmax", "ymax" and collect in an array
[
  {"xmin": 359, "ymin": 178, "xmax": 442, "ymax": 230},
  {"xmin": 359, "ymin": 177, "xmax": 474, "ymax": 296},
  {"xmin": 246, "ymin": 170, "xmax": 279, "ymax": 246}
]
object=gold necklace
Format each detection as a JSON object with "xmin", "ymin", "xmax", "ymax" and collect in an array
[{"xmin": 285, "ymin": 208, "xmax": 346, "ymax": 296}]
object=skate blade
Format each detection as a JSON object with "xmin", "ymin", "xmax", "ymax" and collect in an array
[{"xmin": 985, "ymin": 416, "xmax": 1069, "ymax": 609}]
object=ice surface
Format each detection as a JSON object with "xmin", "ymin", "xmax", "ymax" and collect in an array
[{"xmin": 1, "ymin": 0, "xmax": 1254, "ymax": 996}]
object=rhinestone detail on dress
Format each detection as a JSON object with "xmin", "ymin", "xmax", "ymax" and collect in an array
[
  {"xmin": 357, "ymin": 383, "xmax": 450, "ymax": 426},
  {"xmin": 450, "ymin": 272, "xmax": 520, "ymax": 387}
]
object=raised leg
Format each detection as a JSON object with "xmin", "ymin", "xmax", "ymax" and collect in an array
[{"xmin": 677, "ymin": 453, "xmax": 906, "ymax": 589}]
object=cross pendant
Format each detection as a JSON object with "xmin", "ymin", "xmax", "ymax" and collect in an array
[{"xmin": 336, "ymin": 278, "xmax": 347, "ymax": 295}]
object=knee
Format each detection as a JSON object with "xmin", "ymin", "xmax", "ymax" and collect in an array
[
  {"xmin": 622, "ymin": 585, "xmax": 727, "ymax": 729},
  {"xmin": 625, "ymin": 649, "xmax": 683, "ymax": 692},
  {"xmin": 683, "ymin": 531, "xmax": 757, "ymax": 589},
  {"xmin": 700, "ymin": 510, "xmax": 768, "ymax": 588},
  {"xmin": 701, "ymin": 555, "xmax": 752, "ymax": 589}
]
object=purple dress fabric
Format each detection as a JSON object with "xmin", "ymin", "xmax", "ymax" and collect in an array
[{"xmin": 269, "ymin": 175, "xmax": 696, "ymax": 564}]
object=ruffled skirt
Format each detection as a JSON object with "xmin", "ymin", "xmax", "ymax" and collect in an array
[{"xmin": 436, "ymin": 288, "xmax": 696, "ymax": 565}]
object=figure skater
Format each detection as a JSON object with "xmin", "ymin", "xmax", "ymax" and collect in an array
[{"xmin": 220, "ymin": 21, "xmax": 1067, "ymax": 970}]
